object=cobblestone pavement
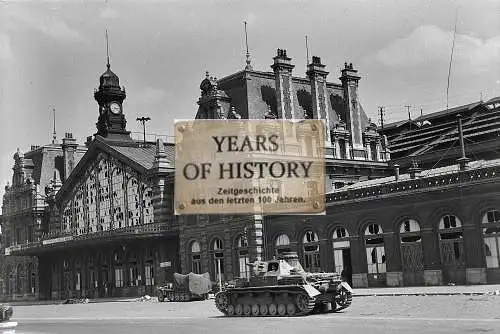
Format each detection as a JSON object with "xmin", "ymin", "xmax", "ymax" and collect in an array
[{"xmin": 11, "ymin": 294, "xmax": 500, "ymax": 334}]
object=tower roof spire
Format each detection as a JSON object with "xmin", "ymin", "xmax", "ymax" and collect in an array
[
  {"xmin": 106, "ymin": 29, "xmax": 110, "ymax": 69},
  {"xmin": 52, "ymin": 107, "xmax": 57, "ymax": 144},
  {"xmin": 244, "ymin": 21, "xmax": 253, "ymax": 71}
]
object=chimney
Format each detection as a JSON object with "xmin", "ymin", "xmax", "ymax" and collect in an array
[
  {"xmin": 153, "ymin": 138, "xmax": 172, "ymax": 172},
  {"xmin": 307, "ymin": 56, "xmax": 332, "ymax": 147},
  {"xmin": 394, "ymin": 164, "xmax": 400, "ymax": 181},
  {"xmin": 271, "ymin": 49, "xmax": 295, "ymax": 119},
  {"xmin": 62, "ymin": 132, "xmax": 77, "ymax": 181},
  {"xmin": 339, "ymin": 62, "xmax": 364, "ymax": 158}
]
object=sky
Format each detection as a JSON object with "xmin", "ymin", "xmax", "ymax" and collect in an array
[{"xmin": 0, "ymin": 0, "xmax": 499, "ymax": 207}]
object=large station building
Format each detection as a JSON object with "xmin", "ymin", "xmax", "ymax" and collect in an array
[{"xmin": 1, "ymin": 49, "xmax": 500, "ymax": 301}]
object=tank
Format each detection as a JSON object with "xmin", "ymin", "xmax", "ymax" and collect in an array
[
  {"xmin": 157, "ymin": 272, "xmax": 212, "ymax": 302},
  {"xmin": 214, "ymin": 252, "xmax": 353, "ymax": 317}
]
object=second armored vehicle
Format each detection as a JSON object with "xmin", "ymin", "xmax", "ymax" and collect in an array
[
  {"xmin": 158, "ymin": 272, "xmax": 212, "ymax": 302},
  {"xmin": 214, "ymin": 252, "xmax": 353, "ymax": 317}
]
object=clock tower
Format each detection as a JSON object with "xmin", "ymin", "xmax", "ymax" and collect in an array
[{"xmin": 94, "ymin": 61, "xmax": 131, "ymax": 140}]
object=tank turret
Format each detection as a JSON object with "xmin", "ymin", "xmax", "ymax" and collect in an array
[{"xmin": 214, "ymin": 252, "xmax": 353, "ymax": 317}]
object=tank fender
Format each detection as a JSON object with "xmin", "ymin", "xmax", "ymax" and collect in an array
[
  {"xmin": 303, "ymin": 284, "xmax": 322, "ymax": 298},
  {"xmin": 339, "ymin": 282, "xmax": 353, "ymax": 293}
]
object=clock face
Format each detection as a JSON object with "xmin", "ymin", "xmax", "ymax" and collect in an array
[{"xmin": 110, "ymin": 102, "xmax": 121, "ymax": 114}]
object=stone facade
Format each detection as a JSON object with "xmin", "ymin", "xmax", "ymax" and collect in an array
[{"xmin": 0, "ymin": 137, "xmax": 86, "ymax": 302}]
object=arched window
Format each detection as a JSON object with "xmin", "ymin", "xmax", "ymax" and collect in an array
[
  {"xmin": 438, "ymin": 214, "xmax": 465, "ymax": 283},
  {"xmin": 142, "ymin": 187, "xmax": 154, "ymax": 225},
  {"xmin": 482, "ymin": 209, "xmax": 500, "ymax": 268},
  {"xmin": 400, "ymin": 219, "xmax": 421, "ymax": 243},
  {"xmin": 127, "ymin": 178, "xmax": 140, "ymax": 227},
  {"xmin": 111, "ymin": 168, "xmax": 125, "ymax": 229},
  {"xmin": 275, "ymin": 233, "xmax": 291, "ymax": 256},
  {"xmin": 235, "ymin": 235, "xmax": 249, "ymax": 279},
  {"xmin": 332, "ymin": 227, "xmax": 351, "ymax": 275},
  {"xmin": 364, "ymin": 223, "xmax": 386, "ymax": 275},
  {"xmin": 399, "ymin": 219, "xmax": 424, "ymax": 285},
  {"xmin": 190, "ymin": 241, "xmax": 201, "ymax": 274},
  {"xmin": 302, "ymin": 231, "xmax": 320, "ymax": 272},
  {"xmin": 210, "ymin": 238, "xmax": 225, "ymax": 282}
]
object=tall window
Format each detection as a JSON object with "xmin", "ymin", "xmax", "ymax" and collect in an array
[
  {"xmin": 236, "ymin": 235, "xmax": 249, "ymax": 279},
  {"xmin": 483, "ymin": 209, "xmax": 500, "ymax": 268},
  {"xmin": 97, "ymin": 159, "xmax": 111, "ymax": 231},
  {"xmin": 332, "ymin": 227, "xmax": 350, "ymax": 274},
  {"xmin": 302, "ymin": 231, "xmax": 320, "ymax": 272},
  {"xmin": 211, "ymin": 238, "xmax": 224, "ymax": 282},
  {"xmin": 112, "ymin": 168, "xmax": 125, "ymax": 228},
  {"xmin": 190, "ymin": 241, "xmax": 201, "ymax": 274},
  {"xmin": 127, "ymin": 178, "xmax": 140, "ymax": 226},
  {"xmin": 275, "ymin": 234, "xmax": 291, "ymax": 256},
  {"xmin": 86, "ymin": 171, "xmax": 98, "ymax": 232},
  {"xmin": 74, "ymin": 187, "xmax": 85, "ymax": 233},
  {"xmin": 145, "ymin": 264, "xmax": 154, "ymax": 286},
  {"xmin": 114, "ymin": 250, "xmax": 124, "ymax": 288},
  {"xmin": 16, "ymin": 264, "xmax": 24, "ymax": 294},
  {"xmin": 365, "ymin": 223, "xmax": 386, "ymax": 274},
  {"xmin": 63, "ymin": 202, "xmax": 72, "ymax": 232},
  {"xmin": 128, "ymin": 251, "xmax": 138, "ymax": 287},
  {"xmin": 142, "ymin": 186, "xmax": 154, "ymax": 224}
]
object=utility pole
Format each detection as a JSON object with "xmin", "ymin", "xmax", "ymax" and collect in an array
[
  {"xmin": 136, "ymin": 117, "xmax": 151, "ymax": 143},
  {"xmin": 405, "ymin": 105, "xmax": 412, "ymax": 131},
  {"xmin": 378, "ymin": 106, "xmax": 385, "ymax": 130}
]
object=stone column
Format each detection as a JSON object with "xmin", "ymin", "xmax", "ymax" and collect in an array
[
  {"xmin": 350, "ymin": 235, "xmax": 368, "ymax": 288},
  {"xmin": 463, "ymin": 224, "xmax": 487, "ymax": 284},
  {"xmin": 365, "ymin": 139, "xmax": 372, "ymax": 161},
  {"xmin": 384, "ymin": 232, "xmax": 403, "ymax": 287},
  {"xmin": 345, "ymin": 140, "xmax": 351, "ymax": 160},
  {"xmin": 421, "ymin": 228, "xmax": 442, "ymax": 285},
  {"xmin": 333, "ymin": 136, "xmax": 340, "ymax": 159}
]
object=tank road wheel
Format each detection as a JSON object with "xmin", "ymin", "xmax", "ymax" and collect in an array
[
  {"xmin": 260, "ymin": 304, "xmax": 268, "ymax": 316},
  {"xmin": 235, "ymin": 304, "xmax": 243, "ymax": 316},
  {"xmin": 158, "ymin": 294, "xmax": 165, "ymax": 302},
  {"xmin": 335, "ymin": 288, "xmax": 353, "ymax": 310},
  {"xmin": 296, "ymin": 294, "xmax": 309, "ymax": 313},
  {"xmin": 252, "ymin": 304, "xmax": 260, "ymax": 316},
  {"xmin": 243, "ymin": 304, "xmax": 252, "ymax": 316},
  {"xmin": 215, "ymin": 292, "xmax": 230, "ymax": 315},
  {"xmin": 286, "ymin": 303, "xmax": 296, "ymax": 316},
  {"xmin": 268, "ymin": 303, "xmax": 277, "ymax": 316},
  {"xmin": 227, "ymin": 305, "xmax": 235, "ymax": 316},
  {"xmin": 277, "ymin": 304, "xmax": 287, "ymax": 316}
]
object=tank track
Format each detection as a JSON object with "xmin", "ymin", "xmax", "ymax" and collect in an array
[{"xmin": 215, "ymin": 289, "xmax": 316, "ymax": 317}]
